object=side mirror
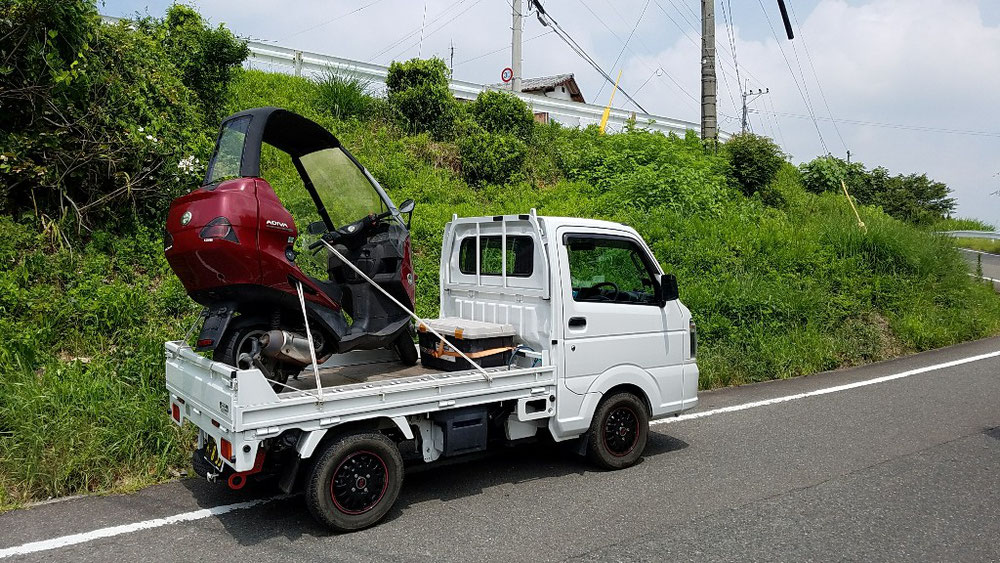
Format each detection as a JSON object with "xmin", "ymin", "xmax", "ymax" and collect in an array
[
  {"xmin": 306, "ymin": 221, "xmax": 327, "ymax": 235},
  {"xmin": 659, "ymin": 273, "xmax": 679, "ymax": 306},
  {"xmin": 397, "ymin": 199, "xmax": 415, "ymax": 228}
]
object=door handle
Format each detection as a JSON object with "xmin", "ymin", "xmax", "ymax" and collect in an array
[{"xmin": 568, "ymin": 316, "xmax": 587, "ymax": 328}]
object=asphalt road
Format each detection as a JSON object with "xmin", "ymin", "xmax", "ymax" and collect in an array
[
  {"xmin": 3, "ymin": 337, "xmax": 1000, "ymax": 562},
  {"xmin": 960, "ymin": 248, "xmax": 1000, "ymax": 291}
]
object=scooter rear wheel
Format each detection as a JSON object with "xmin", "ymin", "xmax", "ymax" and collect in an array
[{"xmin": 214, "ymin": 316, "xmax": 299, "ymax": 391}]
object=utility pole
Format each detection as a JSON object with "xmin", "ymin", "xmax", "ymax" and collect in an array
[
  {"xmin": 512, "ymin": 0, "xmax": 523, "ymax": 92},
  {"xmin": 701, "ymin": 0, "xmax": 717, "ymax": 143},
  {"xmin": 449, "ymin": 40, "xmax": 455, "ymax": 74},
  {"xmin": 740, "ymin": 81, "xmax": 769, "ymax": 134}
]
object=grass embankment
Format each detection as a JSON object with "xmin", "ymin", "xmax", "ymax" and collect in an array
[{"xmin": 3, "ymin": 68, "xmax": 1000, "ymax": 509}]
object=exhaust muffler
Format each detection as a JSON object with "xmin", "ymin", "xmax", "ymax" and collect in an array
[{"xmin": 259, "ymin": 330, "xmax": 316, "ymax": 366}]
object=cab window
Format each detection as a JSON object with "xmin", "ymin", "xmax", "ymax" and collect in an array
[{"xmin": 565, "ymin": 236, "xmax": 658, "ymax": 304}]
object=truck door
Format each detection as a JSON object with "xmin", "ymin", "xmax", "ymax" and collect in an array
[{"xmin": 557, "ymin": 231, "xmax": 678, "ymax": 401}]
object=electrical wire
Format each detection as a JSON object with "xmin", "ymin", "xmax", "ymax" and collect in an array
[
  {"xmin": 578, "ymin": 0, "xmax": 698, "ymax": 108},
  {"xmin": 787, "ymin": 1, "xmax": 848, "ymax": 154},
  {"xmin": 370, "ymin": 0, "xmax": 469, "ymax": 61},
  {"xmin": 532, "ymin": 0, "xmax": 650, "ymax": 113},
  {"xmin": 595, "ymin": 0, "xmax": 651, "ymax": 99},
  {"xmin": 454, "ymin": 30, "xmax": 553, "ymax": 68},
  {"xmin": 279, "ymin": 0, "xmax": 390, "ymax": 41},
  {"xmin": 752, "ymin": 109, "xmax": 1000, "ymax": 138},
  {"xmin": 756, "ymin": 0, "xmax": 828, "ymax": 153},
  {"xmin": 388, "ymin": 0, "xmax": 487, "ymax": 62}
]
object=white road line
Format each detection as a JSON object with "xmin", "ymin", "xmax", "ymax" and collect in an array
[
  {"xmin": 653, "ymin": 349, "xmax": 1000, "ymax": 425},
  {"xmin": 967, "ymin": 272, "xmax": 1000, "ymax": 283},
  {"xmin": 4, "ymin": 350, "xmax": 1000, "ymax": 558},
  {"xmin": 0, "ymin": 496, "xmax": 286, "ymax": 559}
]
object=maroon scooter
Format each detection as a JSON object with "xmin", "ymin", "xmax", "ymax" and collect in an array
[{"xmin": 164, "ymin": 107, "xmax": 417, "ymax": 387}]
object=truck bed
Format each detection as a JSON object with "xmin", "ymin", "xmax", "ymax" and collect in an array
[{"xmin": 165, "ymin": 341, "xmax": 556, "ymax": 445}]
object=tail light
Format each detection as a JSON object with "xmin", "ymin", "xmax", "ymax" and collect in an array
[
  {"xmin": 200, "ymin": 217, "xmax": 238, "ymax": 242},
  {"xmin": 689, "ymin": 319, "xmax": 697, "ymax": 359},
  {"xmin": 220, "ymin": 438, "xmax": 234, "ymax": 462},
  {"xmin": 171, "ymin": 403, "xmax": 180, "ymax": 422}
]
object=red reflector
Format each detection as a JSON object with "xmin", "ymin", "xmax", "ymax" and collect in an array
[
  {"xmin": 220, "ymin": 438, "xmax": 233, "ymax": 462},
  {"xmin": 171, "ymin": 403, "xmax": 180, "ymax": 422},
  {"xmin": 196, "ymin": 339, "xmax": 214, "ymax": 348},
  {"xmin": 211, "ymin": 419, "xmax": 220, "ymax": 428}
]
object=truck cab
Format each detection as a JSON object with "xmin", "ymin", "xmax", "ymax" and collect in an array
[
  {"xmin": 165, "ymin": 210, "xmax": 697, "ymax": 532},
  {"xmin": 440, "ymin": 212, "xmax": 698, "ymax": 442}
]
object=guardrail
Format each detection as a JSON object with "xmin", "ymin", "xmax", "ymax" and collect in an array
[
  {"xmin": 102, "ymin": 14, "xmax": 713, "ymax": 138},
  {"xmin": 938, "ymin": 231, "xmax": 1000, "ymax": 241}
]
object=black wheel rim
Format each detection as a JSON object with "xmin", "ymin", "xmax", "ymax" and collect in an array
[
  {"xmin": 330, "ymin": 450, "xmax": 389, "ymax": 515},
  {"xmin": 603, "ymin": 406, "xmax": 639, "ymax": 457}
]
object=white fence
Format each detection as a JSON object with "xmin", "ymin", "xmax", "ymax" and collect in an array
[
  {"xmin": 102, "ymin": 14, "xmax": 709, "ymax": 137},
  {"xmin": 939, "ymin": 231, "xmax": 1000, "ymax": 241}
]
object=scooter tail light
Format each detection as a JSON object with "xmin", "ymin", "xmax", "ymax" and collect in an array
[{"xmin": 200, "ymin": 217, "xmax": 238, "ymax": 242}]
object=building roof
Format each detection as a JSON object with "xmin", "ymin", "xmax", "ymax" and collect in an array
[{"xmin": 491, "ymin": 73, "xmax": 586, "ymax": 103}]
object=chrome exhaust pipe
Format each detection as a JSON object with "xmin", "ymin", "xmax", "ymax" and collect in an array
[{"xmin": 259, "ymin": 330, "xmax": 315, "ymax": 366}]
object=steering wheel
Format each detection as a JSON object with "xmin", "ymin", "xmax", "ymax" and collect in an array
[
  {"xmin": 590, "ymin": 281, "xmax": 620, "ymax": 302},
  {"xmin": 308, "ymin": 210, "xmax": 394, "ymax": 251}
]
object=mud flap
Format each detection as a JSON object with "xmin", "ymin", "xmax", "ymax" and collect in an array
[{"xmin": 196, "ymin": 301, "xmax": 237, "ymax": 351}]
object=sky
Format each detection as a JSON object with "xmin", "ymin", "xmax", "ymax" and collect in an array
[{"xmin": 101, "ymin": 0, "xmax": 1000, "ymax": 227}]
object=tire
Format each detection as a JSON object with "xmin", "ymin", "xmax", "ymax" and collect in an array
[
  {"xmin": 305, "ymin": 432, "xmax": 404, "ymax": 532},
  {"xmin": 214, "ymin": 316, "xmax": 299, "ymax": 391},
  {"xmin": 393, "ymin": 331, "xmax": 418, "ymax": 366},
  {"xmin": 586, "ymin": 392, "xmax": 649, "ymax": 470}
]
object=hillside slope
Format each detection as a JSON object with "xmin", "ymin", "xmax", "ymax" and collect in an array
[{"xmin": 2, "ymin": 67, "xmax": 999, "ymax": 509}]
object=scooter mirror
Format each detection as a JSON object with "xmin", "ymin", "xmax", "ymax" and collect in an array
[
  {"xmin": 306, "ymin": 221, "xmax": 327, "ymax": 235},
  {"xmin": 398, "ymin": 199, "xmax": 415, "ymax": 214}
]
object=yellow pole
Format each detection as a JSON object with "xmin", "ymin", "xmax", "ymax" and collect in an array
[
  {"xmin": 840, "ymin": 179, "xmax": 867, "ymax": 232},
  {"xmin": 599, "ymin": 69, "xmax": 623, "ymax": 134}
]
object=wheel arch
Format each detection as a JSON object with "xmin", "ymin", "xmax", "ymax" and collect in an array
[{"xmin": 296, "ymin": 416, "xmax": 413, "ymax": 460}]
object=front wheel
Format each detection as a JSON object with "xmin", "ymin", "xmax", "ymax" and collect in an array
[
  {"xmin": 305, "ymin": 432, "xmax": 404, "ymax": 532},
  {"xmin": 586, "ymin": 392, "xmax": 649, "ymax": 470}
]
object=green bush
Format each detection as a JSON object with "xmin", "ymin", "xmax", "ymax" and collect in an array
[
  {"xmin": 152, "ymin": 4, "xmax": 249, "ymax": 123},
  {"xmin": 722, "ymin": 132, "xmax": 785, "ymax": 199},
  {"xmin": 0, "ymin": 1, "xmax": 245, "ymax": 228},
  {"xmin": 315, "ymin": 67, "xmax": 375, "ymax": 119},
  {"xmin": 459, "ymin": 130, "xmax": 527, "ymax": 186},
  {"xmin": 468, "ymin": 90, "xmax": 534, "ymax": 142},
  {"xmin": 386, "ymin": 58, "xmax": 457, "ymax": 139},
  {"xmin": 800, "ymin": 156, "xmax": 956, "ymax": 225}
]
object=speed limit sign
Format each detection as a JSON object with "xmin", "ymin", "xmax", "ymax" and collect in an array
[{"xmin": 501, "ymin": 67, "xmax": 513, "ymax": 83}]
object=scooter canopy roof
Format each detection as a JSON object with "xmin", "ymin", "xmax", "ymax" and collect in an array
[{"xmin": 204, "ymin": 107, "xmax": 342, "ymax": 183}]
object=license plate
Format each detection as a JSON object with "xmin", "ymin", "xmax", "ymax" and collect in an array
[{"xmin": 204, "ymin": 438, "xmax": 224, "ymax": 472}]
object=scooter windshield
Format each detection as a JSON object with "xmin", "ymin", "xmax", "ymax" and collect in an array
[{"xmin": 298, "ymin": 148, "xmax": 386, "ymax": 228}]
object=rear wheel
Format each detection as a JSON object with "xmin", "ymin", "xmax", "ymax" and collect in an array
[
  {"xmin": 214, "ymin": 316, "xmax": 300, "ymax": 391},
  {"xmin": 305, "ymin": 432, "xmax": 404, "ymax": 532},
  {"xmin": 586, "ymin": 392, "xmax": 649, "ymax": 470}
]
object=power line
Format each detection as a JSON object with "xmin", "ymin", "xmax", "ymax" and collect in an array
[
  {"xmin": 532, "ymin": 0, "xmax": 650, "ymax": 113},
  {"xmin": 753, "ymin": 109, "xmax": 1000, "ymax": 139},
  {"xmin": 756, "ymin": 0, "xmax": 828, "ymax": 153},
  {"xmin": 578, "ymin": 0, "xmax": 698, "ymax": 108},
  {"xmin": 389, "ymin": 0, "xmax": 487, "ymax": 62},
  {"xmin": 595, "ymin": 0, "xmax": 651, "ymax": 99},
  {"xmin": 370, "ymin": 0, "xmax": 469, "ymax": 61},
  {"xmin": 280, "ymin": 0, "xmax": 389, "ymax": 41},
  {"xmin": 453, "ymin": 30, "xmax": 553, "ymax": 67},
  {"xmin": 787, "ymin": 1, "xmax": 848, "ymax": 154}
]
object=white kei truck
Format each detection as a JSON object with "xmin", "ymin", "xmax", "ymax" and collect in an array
[{"xmin": 165, "ymin": 210, "xmax": 699, "ymax": 531}]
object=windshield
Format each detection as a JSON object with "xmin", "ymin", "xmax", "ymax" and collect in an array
[
  {"xmin": 299, "ymin": 148, "xmax": 386, "ymax": 228},
  {"xmin": 204, "ymin": 116, "xmax": 251, "ymax": 185}
]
